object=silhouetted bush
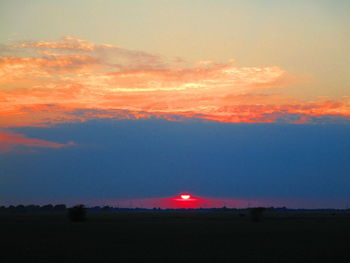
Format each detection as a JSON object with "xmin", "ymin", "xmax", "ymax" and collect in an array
[
  {"xmin": 67, "ymin": 205, "xmax": 86, "ymax": 222},
  {"xmin": 249, "ymin": 207, "xmax": 266, "ymax": 222},
  {"xmin": 102, "ymin": 206, "xmax": 111, "ymax": 212},
  {"xmin": 41, "ymin": 204, "xmax": 54, "ymax": 211},
  {"xmin": 16, "ymin": 205, "xmax": 25, "ymax": 212},
  {"xmin": 26, "ymin": 205, "xmax": 40, "ymax": 212}
]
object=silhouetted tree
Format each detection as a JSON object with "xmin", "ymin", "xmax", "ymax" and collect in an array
[
  {"xmin": 249, "ymin": 207, "xmax": 266, "ymax": 222},
  {"xmin": 54, "ymin": 204, "xmax": 67, "ymax": 211},
  {"xmin": 67, "ymin": 205, "xmax": 86, "ymax": 222},
  {"xmin": 41, "ymin": 204, "xmax": 54, "ymax": 211}
]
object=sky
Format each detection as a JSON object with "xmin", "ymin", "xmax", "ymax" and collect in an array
[{"xmin": 1, "ymin": 0, "xmax": 350, "ymax": 208}]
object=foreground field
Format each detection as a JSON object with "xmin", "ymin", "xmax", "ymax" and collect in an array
[{"xmin": 1, "ymin": 211, "xmax": 349, "ymax": 263}]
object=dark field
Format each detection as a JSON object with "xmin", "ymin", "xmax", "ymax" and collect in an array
[{"xmin": 1, "ymin": 211, "xmax": 350, "ymax": 263}]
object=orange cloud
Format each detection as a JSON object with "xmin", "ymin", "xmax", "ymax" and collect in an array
[
  {"xmin": 1, "ymin": 36, "xmax": 349, "ymax": 128},
  {"xmin": 0, "ymin": 131, "xmax": 74, "ymax": 154}
]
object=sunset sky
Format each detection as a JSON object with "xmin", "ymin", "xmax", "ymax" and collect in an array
[{"xmin": 1, "ymin": 0, "xmax": 350, "ymax": 208}]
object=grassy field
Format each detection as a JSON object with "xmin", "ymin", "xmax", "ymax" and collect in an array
[{"xmin": 1, "ymin": 210, "xmax": 349, "ymax": 263}]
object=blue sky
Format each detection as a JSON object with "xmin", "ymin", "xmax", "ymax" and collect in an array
[{"xmin": 1, "ymin": 119, "xmax": 349, "ymax": 208}]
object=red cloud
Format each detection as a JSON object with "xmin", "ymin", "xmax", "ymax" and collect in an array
[{"xmin": 0, "ymin": 131, "xmax": 74, "ymax": 154}]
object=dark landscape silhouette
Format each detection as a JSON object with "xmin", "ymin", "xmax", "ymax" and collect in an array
[{"xmin": 1, "ymin": 204, "xmax": 349, "ymax": 262}]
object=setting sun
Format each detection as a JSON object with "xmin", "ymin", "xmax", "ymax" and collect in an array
[{"xmin": 180, "ymin": 194, "xmax": 191, "ymax": 200}]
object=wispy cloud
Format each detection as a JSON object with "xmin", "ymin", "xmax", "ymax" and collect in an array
[{"xmin": 2, "ymin": 36, "xmax": 166, "ymax": 70}]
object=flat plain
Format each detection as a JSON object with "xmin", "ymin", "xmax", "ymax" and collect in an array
[{"xmin": 1, "ymin": 210, "xmax": 349, "ymax": 263}]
